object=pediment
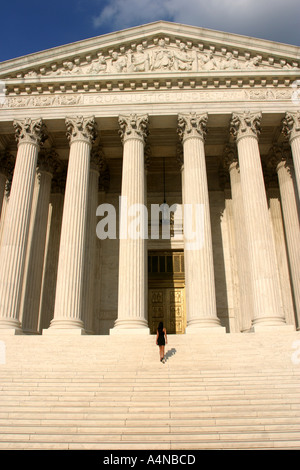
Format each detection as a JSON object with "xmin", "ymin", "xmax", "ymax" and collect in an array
[{"xmin": 1, "ymin": 21, "xmax": 300, "ymax": 83}]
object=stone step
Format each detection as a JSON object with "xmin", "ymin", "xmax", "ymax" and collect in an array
[
  {"xmin": 0, "ymin": 432, "xmax": 299, "ymax": 450},
  {"xmin": 0, "ymin": 441, "xmax": 298, "ymax": 450},
  {"xmin": 0, "ymin": 331, "xmax": 299, "ymax": 450},
  {"xmin": 1, "ymin": 415, "xmax": 300, "ymax": 426}
]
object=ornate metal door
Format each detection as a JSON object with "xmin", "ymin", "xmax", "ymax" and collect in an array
[
  {"xmin": 148, "ymin": 286, "xmax": 186, "ymax": 334},
  {"xmin": 148, "ymin": 251, "xmax": 186, "ymax": 334}
]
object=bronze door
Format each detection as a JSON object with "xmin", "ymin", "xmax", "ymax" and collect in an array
[
  {"xmin": 148, "ymin": 286, "xmax": 186, "ymax": 334},
  {"xmin": 148, "ymin": 251, "xmax": 186, "ymax": 334}
]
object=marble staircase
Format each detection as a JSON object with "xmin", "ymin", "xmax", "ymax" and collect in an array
[{"xmin": 0, "ymin": 330, "xmax": 299, "ymax": 450}]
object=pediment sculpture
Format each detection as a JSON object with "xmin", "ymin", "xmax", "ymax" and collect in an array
[{"xmin": 19, "ymin": 36, "xmax": 299, "ymax": 79}]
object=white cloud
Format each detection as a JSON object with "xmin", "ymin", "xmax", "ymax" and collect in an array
[{"xmin": 92, "ymin": 0, "xmax": 300, "ymax": 45}]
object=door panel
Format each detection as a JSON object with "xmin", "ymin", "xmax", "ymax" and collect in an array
[{"xmin": 148, "ymin": 286, "xmax": 186, "ymax": 334}]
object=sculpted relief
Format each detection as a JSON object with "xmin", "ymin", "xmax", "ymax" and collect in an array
[{"xmin": 18, "ymin": 36, "xmax": 299, "ymax": 79}]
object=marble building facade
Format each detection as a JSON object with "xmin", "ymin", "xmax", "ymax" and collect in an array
[{"xmin": 0, "ymin": 21, "xmax": 299, "ymax": 336}]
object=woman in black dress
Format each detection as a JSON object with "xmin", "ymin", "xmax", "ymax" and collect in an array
[{"xmin": 156, "ymin": 321, "xmax": 167, "ymax": 363}]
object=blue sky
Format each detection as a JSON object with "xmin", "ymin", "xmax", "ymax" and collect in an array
[{"xmin": 1, "ymin": 0, "xmax": 300, "ymax": 62}]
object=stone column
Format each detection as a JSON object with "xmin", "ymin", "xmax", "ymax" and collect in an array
[
  {"xmin": 177, "ymin": 113, "xmax": 223, "ymax": 332},
  {"xmin": 0, "ymin": 151, "xmax": 14, "ymax": 216},
  {"xmin": 20, "ymin": 150, "xmax": 58, "ymax": 333},
  {"xmin": 111, "ymin": 113, "xmax": 149, "ymax": 334},
  {"xmin": 0, "ymin": 118, "xmax": 47, "ymax": 332},
  {"xmin": 230, "ymin": 111, "xmax": 286, "ymax": 329},
  {"xmin": 222, "ymin": 145, "xmax": 253, "ymax": 331},
  {"xmin": 82, "ymin": 147, "xmax": 103, "ymax": 334},
  {"xmin": 48, "ymin": 116, "xmax": 97, "ymax": 333},
  {"xmin": 39, "ymin": 168, "xmax": 66, "ymax": 332},
  {"xmin": 268, "ymin": 145, "xmax": 300, "ymax": 328},
  {"xmin": 282, "ymin": 111, "xmax": 300, "ymax": 196},
  {"xmin": 0, "ymin": 180, "xmax": 11, "ymax": 246}
]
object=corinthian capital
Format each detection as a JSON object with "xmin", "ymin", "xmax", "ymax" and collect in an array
[
  {"xmin": 13, "ymin": 118, "xmax": 48, "ymax": 146},
  {"xmin": 222, "ymin": 144, "xmax": 238, "ymax": 171},
  {"xmin": 90, "ymin": 145, "xmax": 106, "ymax": 171},
  {"xmin": 65, "ymin": 116, "xmax": 97, "ymax": 145},
  {"xmin": 230, "ymin": 111, "xmax": 262, "ymax": 142},
  {"xmin": 118, "ymin": 114, "xmax": 149, "ymax": 143},
  {"xmin": 177, "ymin": 112, "xmax": 208, "ymax": 142},
  {"xmin": 282, "ymin": 111, "xmax": 300, "ymax": 142},
  {"xmin": 267, "ymin": 144, "xmax": 293, "ymax": 174}
]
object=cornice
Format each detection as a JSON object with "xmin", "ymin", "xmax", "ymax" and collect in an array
[{"xmin": 2, "ymin": 70, "xmax": 299, "ymax": 97}]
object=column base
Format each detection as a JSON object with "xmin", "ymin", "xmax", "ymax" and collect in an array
[
  {"xmin": 110, "ymin": 318, "xmax": 150, "ymax": 335},
  {"xmin": 44, "ymin": 318, "xmax": 87, "ymax": 335},
  {"xmin": 252, "ymin": 324, "xmax": 295, "ymax": 332},
  {"xmin": 0, "ymin": 328, "xmax": 24, "ymax": 336},
  {"xmin": 0, "ymin": 319, "xmax": 23, "ymax": 335},
  {"xmin": 252, "ymin": 317, "xmax": 294, "ymax": 332},
  {"xmin": 110, "ymin": 327, "xmax": 150, "ymax": 335},
  {"xmin": 43, "ymin": 328, "xmax": 87, "ymax": 335},
  {"xmin": 185, "ymin": 317, "xmax": 225, "ymax": 334},
  {"xmin": 185, "ymin": 325, "xmax": 226, "ymax": 334}
]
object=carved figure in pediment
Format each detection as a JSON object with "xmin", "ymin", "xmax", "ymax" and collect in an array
[
  {"xmin": 199, "ymin": 50, "xmax": 219, "ymax": 70},
  {"xmin": 219, "ymin": 52, "xmax": 240, "ymax": 70},
  {"xmin": 127, "ymin": 44, "xmax": 150, "ymax": 72},
  {"xmin": 56, "ymin": 60, "xmax": 82, "ymax": 75},
  {"xmin": 151, "ymin": 38, "xmax": 173, "ymax": 71},
  {"xmin": 108, "ymin": 51, "xmax": 127, "ymax": 73},
  {"xmin": 89, "ymin": 53, "xmax": 107, "ymax": 73},
  {"xmin": 244, "ymin": 55, "xmax": 261, "ymax": 69},
  {"xmin": 24, "ymin": 70, "xmax": 39, "ymax": 78},
  {"xmin": 281, "ymin": 61, "xmax": 299, "ymax": 70},
  {"xmin": 173, "ymin": 42, "xmax": 194, "ymax": 71}
]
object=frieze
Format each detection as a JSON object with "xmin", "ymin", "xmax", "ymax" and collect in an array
[
  {"xmin": 5, "ymin": 36, "xmax": 299, "ymax": 80},
  {"xmin": 0, "ymin": 88, "xmax": 294, "ymax": 109}
]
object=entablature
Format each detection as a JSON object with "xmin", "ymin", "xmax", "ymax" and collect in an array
[{"xmin": 2, "ymin": 68, "xmax": 300, "ymax": 97}]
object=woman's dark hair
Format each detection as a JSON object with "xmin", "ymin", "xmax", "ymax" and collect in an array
[{"xmin": 158, "ymin": 322, "xmax": 163, "ymax": 331}]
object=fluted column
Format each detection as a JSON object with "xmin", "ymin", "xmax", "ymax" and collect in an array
[
  {"xmin": 49, "ymin": 116, "xmax": 97, "ymax": 332},
  {"xmin": 230, "ymin": 111, "xmax": 286, "ymax": 329},
  {"xmin": 282, "ymin": 111, "xmax": 300, "ymax": 196},
  {"xmin": 39, "ymin": 169, "xmax": 66, "ymax": 332},
  {"xmin": 0, "ymin": 118, "xmax": 47, "ymax": 331},
  {"xmin": 0, "ymin": 151, "xmax": 14, "ymax": 217},
  {"xmin": 268, "ymin": 145, "xmax": 300, "ymax": 328},
  {"xmin": 82, "ymin": 147, "xmax": 103, "ymax": 334},
  {"xmin": 20, "ymin": 150, "xmax": 58, "ymax": 333},
  {"xmin": 178, "ymin": 113, "xmax": 223, "ymax": 332},
  {"xmin": 0, "ymin": 180, "xmax": 11, "ymax": 246},
  {"xmin": 111, "ymin": 113, "xmax": 149, "ymax": 334},
  {"xmin": 222, "ymin": 145, "xmax": 253, "ymax": 331}
]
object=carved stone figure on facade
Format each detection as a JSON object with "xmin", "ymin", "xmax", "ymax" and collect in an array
[
  {"xmin": 199, "ymin": 50, "xmax": 219, "ymax": 70},
  {"xmin": 127, "ymin": 44, "xmax": 150, "ymax": 72},
  {"xmin": 219, "ymin": 52, "xmax": 240, "ymax": 70},
  {"xmin": 244, "ymin": 55, "xmax": 261, "ymax": 69},
  {"xmin": 24, "ymin": 70, "xmax": 39, "ymax": 78},
  {"xmin": 56, "ymin": 60, "xmax": 82, "ymax": 75},
  {"xmin": 173, "ymin": 42, "xmax": 194, "ymax": 71},
  {"xmin": 89, "ymin": 53, "xmax": 107, "ymax": 74},
  {"xmin": 151, "ymin": 38, "xmax": 173, "ymax": 71},
  {"xmin": 108, "ymin": 51, "xmax": 127, "ymax": 73}
]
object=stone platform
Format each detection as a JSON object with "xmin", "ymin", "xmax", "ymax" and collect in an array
[{"xmin": 0, "ymin": 330, "xmax": 299, "ymax": 450}]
